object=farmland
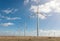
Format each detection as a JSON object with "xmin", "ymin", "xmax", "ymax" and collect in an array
[{"xmin": 0, "ymin": 36, "xmax": 59, "ymax": 41}]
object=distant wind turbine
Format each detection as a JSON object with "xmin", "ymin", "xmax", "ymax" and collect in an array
[{"xmin": 24, "ymin": 23, "xmax": 27, "ymax": 36}]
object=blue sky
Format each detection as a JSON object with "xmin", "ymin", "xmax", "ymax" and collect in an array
[{"xmin": 0, "ymin": 0, "xmax": 60, "ymax": 36}]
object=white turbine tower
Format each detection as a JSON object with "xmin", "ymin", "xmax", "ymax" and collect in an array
[
  {"xmin": 36, "ymin": 6, "xmax": 39, "ymax": 37},
  {"xmin": 24, "ymin": 23, "xmax": 27, "ymax": 36}
]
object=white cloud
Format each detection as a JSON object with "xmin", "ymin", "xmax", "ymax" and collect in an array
[
  {"xmin": 39, "ymin": 29, "xmax": 60, "ymax": 37},
  {"xmin": 38, "ymin": 14, "xmax": 46, "ymax": 19},
  {"xmin": 39, "ymin": 5, "xmax": 52, "ymax": 13},
  {"xmin": 0, "ymin": 15, "xmax": 21, "ymax": 20},
  {"xmin": 6, "ymin": 17, "xmax": 21, "ymax": 20},
  {"xmin": 0, "ymin": 22, "xmax": 14, "ymax": 27},
  {"xmin": 0, "ymin": 29, "xmax": 60, "ymax": 37},
  {"xmin": 14, "ymin": 9, "xmax": 18, "ymax": 12},
  {"xmin": 24, "ymin": 0, "xmax": 60, "ymax": 19},
  {"xmin": 42, "ymin": 0, "xmax": 60, "ymax": 13},
  {"xmin": 24, "ymin": 0, "xmax": 29, "ymax": 5},
  {"xmin": 31, "ymin": 0, "xmax": 40, "ymax": 4},
  {"xmin": 0, "ymin": 30, "xmax": 23, "ymax": 36},
  {"xmin": 2, "ymin": 8, "xmax": 18, "ymax": 14},
  {"xmin": 25, "ymin": 29, "xmax": 60, "ymax": 37},
  {"xmin": 30, "ymin": 5, "xmax": 38, "ymax": 13},
  {"xmin": 2, "ymin": 8, "xmax": 13, "ymax": 14},
  {"xmin": 24, "ymin": 0, "xmax": 41, "ymax": 5}
]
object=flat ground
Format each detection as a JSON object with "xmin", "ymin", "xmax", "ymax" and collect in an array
[{"xmin": 0, "ymin": 36, "xmax": 60, "ymax": 41}]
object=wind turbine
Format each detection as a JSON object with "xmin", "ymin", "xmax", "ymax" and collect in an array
[
  {"xmin": 30, "ymin": 0, "xmax": 47, "ymax": 37},
  {"xmin": 36, "ymin": 5, "xmax": 47, "ymax": 37},
  {"xmin": 24, "ymin": 23, "xmax": 27, "ymax": 36},
  {"xmin": 36, "ymin": 6, "xmax": 39, "ymax": 37}
]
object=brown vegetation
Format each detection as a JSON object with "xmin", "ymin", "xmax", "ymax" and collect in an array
[{"xmin": 0, "ymin": 36, "xmax": 59, "ymax": 41}]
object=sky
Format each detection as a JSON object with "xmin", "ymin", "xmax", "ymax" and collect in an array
[{"xmin": 0, "ymin": 0, "xmax": 60, "ymax": 37}]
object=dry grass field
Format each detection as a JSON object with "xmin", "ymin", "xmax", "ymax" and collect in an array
[{"xmin": 0, "ymin": 36, "xmax": 60, "ymax": 41}]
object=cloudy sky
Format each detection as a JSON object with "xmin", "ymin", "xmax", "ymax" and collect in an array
[{"xmin": 0, "ymin": 0, "xmax": 60, "ymax": 36}]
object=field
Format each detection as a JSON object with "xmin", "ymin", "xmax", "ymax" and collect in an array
[{"xmin": 0, "ymin": 36, "xmax": 60, "ymax": 41}]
